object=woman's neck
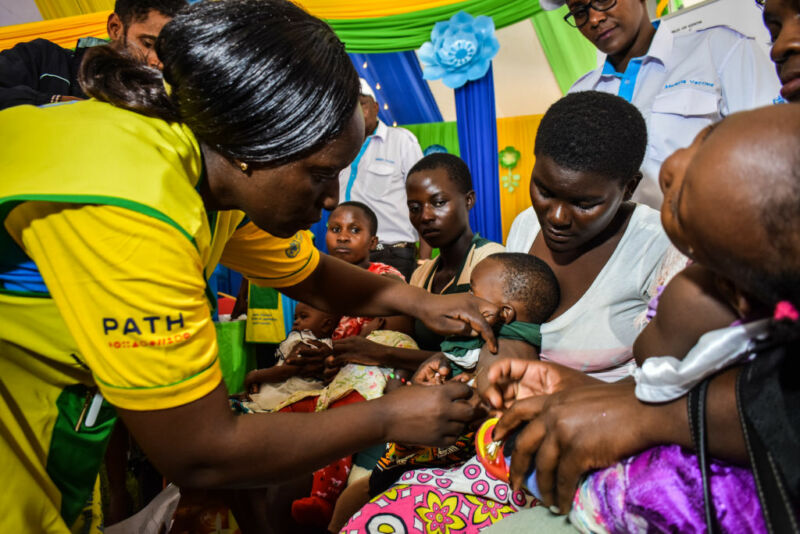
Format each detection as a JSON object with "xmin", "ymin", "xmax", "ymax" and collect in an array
[
  {"xmin": 438, "ymin": 228, "xmax": 474, "ymax": 270},
  {"xmin": 198, "ymin": 142, "xmax": 235, "ymax": 211},
  {"xmin": 608, "ymin": 19, "xmax": 656, "ymax": 73}
]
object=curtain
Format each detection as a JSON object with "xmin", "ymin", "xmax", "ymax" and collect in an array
[
  {"xmin": 350, "ymin": 52, "xmax": 443, "ymax": 126},
  {"xmin": 330, "ymin": 0, "xmax": 542, "ymax": 52},
  {"xmin": 404, "ymin": 121, "xmax": 460, "ymax": 156},
  {"xmin": 4, "ymin": 1, "xmax": 543, "ymax": 53},
  {"xmin": 0, "ymin": 11, "xmax": 109, "ymax": 50},
  {"xmin": 34, "ymin": 0, "xmax": 112, "ymax": 20},
  {"xmin": 530, "ymin": 6, "xmax": 597, "ymax": 94},
  {"xmin": 455, "ymin": 64, "xmax": 501, "ymax": 244},
  {"xmin": 406, "ymin": 114, "xmax": 543, "ymax": 242},
  {"xmin": 496, "ymin": 114, "xmax": 543, "ymax": 240}
]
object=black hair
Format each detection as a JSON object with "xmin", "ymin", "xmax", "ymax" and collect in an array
[
  {"xmin": 334, "ymin": 201, "xmax": 379, "ymax": 237},
  {"xmin": 114, "ymin": 0, "xmax": 187, "ymax": 26},
  {"xmin": 485, "ymin": 253, "xmax": 560, "ymax": 323},
  {"xmin": 408, "ymin": 153, "xmax": 473, "ymax": 194},
  {"xmin": 81, "ymin": 0, "xmax": 359, "ymax": 168},
  {"xmin": 535, "ymin": 91, "xmax": 647, "ymax": 182}
]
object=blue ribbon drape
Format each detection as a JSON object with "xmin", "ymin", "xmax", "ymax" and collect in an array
[
  {"xmin": 350, "ymin": 51, "xmax": 443, "ymax": 126},
  {"xmin": 455, "ymin": 63, "xmax": 501, "ymax": 243}
]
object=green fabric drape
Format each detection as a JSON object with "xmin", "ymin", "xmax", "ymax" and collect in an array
[
  {"xmin": 330, "ymin": 0, "xmax": 542, "ymax": 52},
  {"xmin": 404, "ymin": 121, "xmax": 461, "ymax": 156},
  {"xmin": 530, "ymin": 5, "xmax": 597, "ymax": 94}
]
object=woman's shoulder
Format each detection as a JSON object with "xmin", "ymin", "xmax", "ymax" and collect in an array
[
  {"xmin": 409, "ymin": 258, "xmax": 437, "ymax": 288},
  {"xmin": 506, "ymin": 207, "xmax": 540, "ymax": 253},
  {"xmin": 628, "ymin": 204, "xmax": 668, "ymax": 242},
  {"xmin": 470, "ymin": 239, "xmax": 505, "ymax": 265},
  {"xmin": 610, "ymin": 204, "xmax": 671, "ymax": 268}
]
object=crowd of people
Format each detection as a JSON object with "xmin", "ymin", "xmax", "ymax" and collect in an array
[{"xmin": 0, "ymin": 0, "xmax": 797, "ymax": 532}]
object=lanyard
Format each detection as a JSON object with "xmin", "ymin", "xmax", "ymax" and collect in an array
[{"xmin": 344, "ymin": 126, "xmax": 378, "ymax": 201}]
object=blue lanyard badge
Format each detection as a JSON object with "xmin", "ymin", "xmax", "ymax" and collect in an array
[{"xmin": 344, "ymin": 126, "xmax": 378, "ymax": 201}]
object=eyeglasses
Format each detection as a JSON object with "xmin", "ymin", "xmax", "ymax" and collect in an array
[{"xmin": 563, "ymin": 0, "xmax": 618, "ymax": 28}]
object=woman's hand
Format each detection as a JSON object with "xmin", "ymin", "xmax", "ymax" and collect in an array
[
  {"xmin": 378, "ymin": 381, "xmax": 479, "ymax": 446},
  {"xmin": 327, "ymin": 336, "xmax": 388, "ymax": 367},
  {"xmin": 412, "ymin": 353, "xmax": 451, "ymax": 385},
  {"xmin": 415, "ymin": 293, "xmax": 499, "ymax": 353},
  {"xmin": 494, "ymin": 381, "xmax": 670, "ymax": 514},
  {"xmin": 286, "ymin": 340, "xmax": 331, "ymax": 379},
  {"xmin": 286, "ymin": 256, "xmax": 498, "ymax": 350},
  {"xmin": 479, "ymin": 358, "xmax": 601, "ymax": 410}
]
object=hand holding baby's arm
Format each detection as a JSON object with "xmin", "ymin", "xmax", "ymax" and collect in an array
[{"xmin": 412, "ymin": 353, "xmax": 451, "ymax": 385}]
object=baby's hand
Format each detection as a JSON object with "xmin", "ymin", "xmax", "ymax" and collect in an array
[
  {"xmin": 450, "ymin": 372, "xmax": 474, "ymax": 384},
  {"xmin": 413, "ymin": 353, "xmax": 451, "ymax": 385}
]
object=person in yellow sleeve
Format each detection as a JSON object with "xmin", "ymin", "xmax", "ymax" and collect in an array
[{"xmin": 0, "ymin": 1, "xmax": 499, "ymax": 532}]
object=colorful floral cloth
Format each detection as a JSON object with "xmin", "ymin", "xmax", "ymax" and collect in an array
[{"xmin": 343, "ymin": 456, "xmax": 538, "ymax": 533}]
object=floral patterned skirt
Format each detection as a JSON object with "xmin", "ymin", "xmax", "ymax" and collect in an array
[{"xmin": 341, "ymin": 456, "xmax": 538, "ymax": 534}]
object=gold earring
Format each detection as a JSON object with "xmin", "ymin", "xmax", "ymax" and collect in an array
[{"xmin": 239, "ymin": 161, "xmax": 249, "ymax": 172}]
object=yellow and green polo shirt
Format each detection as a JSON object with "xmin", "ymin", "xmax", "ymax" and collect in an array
[{"xmin": 0, "ymin": 100, "xmax": 319, "ymax": 532}]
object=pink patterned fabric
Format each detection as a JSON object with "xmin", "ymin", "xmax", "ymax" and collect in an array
[
  {"xmin": 342, "ymin": 457, "xmax": 538, "ymax": 533},
  {"xmin": 333, "ymin": 262, "xmax": 403, "ymax": 340}
]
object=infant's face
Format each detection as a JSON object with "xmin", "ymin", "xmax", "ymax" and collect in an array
[
  {"xmin": 469, "ymin": 259, "xmax": 508, "ymax": 311},
  {"xmin": 293, "ymin": 303, "xmax": 335, "ymax": 338}
]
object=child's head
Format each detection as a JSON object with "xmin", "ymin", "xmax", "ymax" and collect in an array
[
  {"xmin": 406, "ymin": 153, "xmax": 475, "ymax": 249},
  {"xmin": 469, "ymin": 253, "xmax": 560, "ymax": 325},
  {"xmin": 292, "ymin": 301, "xmax": 339, "ymax": 338},
  {"xmin": 326, "ymin": 201, "xmax": 378, "ymax": 267},
  {"xmin": 359, "ymin": 315, "xmax": 414, "ymax": 338},
  {"xmin": 659, "ymin": 104, "xmax": 800, "ymax": 312},
  {"xmin": 531, "ymin": 91, "xmax": 646, "ymax": 254}
]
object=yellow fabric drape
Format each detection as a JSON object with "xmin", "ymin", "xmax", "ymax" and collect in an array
[
  {"xmin": 496, "ymin": 114, "xmax": 543, "ymax": 242},
  {"xmin": 35, "ymin": 0, "xmax": 113, "ymax": 20},
  {"xmin": 295, "ymin": 0, "xmax": 465, "ymax": 19},
  {"xmin": 0, "ymin": 11, "xmax": 109, "ymax": 51},
  {"xmin": 28, "ymin": 0, "xmax": 466, "ymax": 21},
  {"xmin": 1, "ymin": 0, "xmax": 467, "ymax": 50}
]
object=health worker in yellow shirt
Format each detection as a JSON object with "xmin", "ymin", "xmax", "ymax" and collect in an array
[{"xmin": 0, "ymin": 1, "xmax": 497, "ymax": 532}]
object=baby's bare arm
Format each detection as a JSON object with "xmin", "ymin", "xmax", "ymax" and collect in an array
[
  {"xmin": 475, "ymin": 338, "xmax": 539, "ymax": 402},
  {"xmin": 634, "ymin": 264, "xmax": 738, "ymax": 366}
]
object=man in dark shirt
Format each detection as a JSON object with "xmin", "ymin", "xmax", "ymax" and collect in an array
[{"xmin": 0, "ymin": 0, "xmax": 187, "ymax": 110}]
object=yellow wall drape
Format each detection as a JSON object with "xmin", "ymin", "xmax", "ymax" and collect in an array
[
  {"xmin": 296, "ymin": 0, "xmax": 465, "ymax": 19},
  {"xmin": 496, "ymin": 114, "xmax": 543, "ymax": 241},
  {"xmin": 26, "ymin": 0, "xmax": 467, "ymax": 21},
  {"xmin": 1, "ymin": 0, "xmax": 476, "ymax": 50},
  {"xmin": 0, "ymin": 11, "xmax": 109, "ymax": 50},
  {"xmin": 35, "ymin": 0, "xmax": 113, "ymax": 21}
]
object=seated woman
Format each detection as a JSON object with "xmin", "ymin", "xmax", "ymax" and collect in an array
[
  {"xmin": 340, "ymin": 91, "xmax": 683, "ymax": 532},
  {"xmin": 481, "ymin": 104, "xmax": 800, "ymax": 533},
  {"xmin": 505, "ymin": 91, "xmax": 685, "ymax": 382},
  {"xmin": 325, "ymin": 153, "xmax": 505, "ymax": 371}
]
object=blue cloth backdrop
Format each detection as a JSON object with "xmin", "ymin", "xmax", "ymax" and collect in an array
[
  {"xmin": 455, "ymin": 64, "xmax": 502, "ymax": 243},
  {"xmin": 351, "ymin": 51, "xmax": 443, "ymax": 126},
  {"xmin": 310, "ymin": 51, "xmax": 444, "ymax": 252}
]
